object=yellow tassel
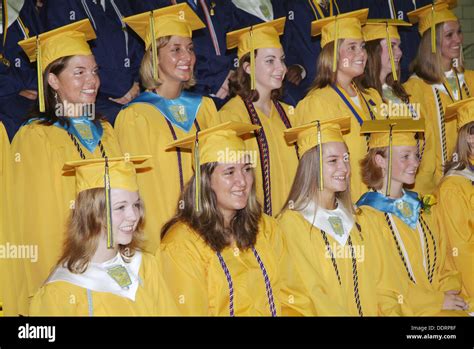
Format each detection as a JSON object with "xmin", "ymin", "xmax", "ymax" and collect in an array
[
  {"xmin": 317, "ymin": 121, "xmax": 324, "ymax": 191},
  {"xmin": 386, "ymin": 24, "xmax": 398, "ymax": 82},
  {"xmin": 150, "ymin": 12, "xmax": 158, "ymax": 81},
  {"xmin": 250, "ymin": 28, "xmax": 256, "ymax": 91},
  {"xmin": 104, "ymin": 157, "xmax": 113, "ymax": 248},
  {"xmin": 431, "ymin": 5, "xmax": 436, "ymax": 54},
  {"xmin": 194, "ymin": 134, "xmax": 201, "ymax": 212},
  {"xmin": 332, "ymin": 17, "xmax": 338, "ymax": 73},
  {"xmin": 386, "ymin": 125, "xmax": 394, "ymax": 196},
  {"xmin": 36, "ymin": 37, "xmax": 45, "ymax": 113},
  {"xmin": 2, "ymin": 0, "xmax": 8, "ymax": 46}
]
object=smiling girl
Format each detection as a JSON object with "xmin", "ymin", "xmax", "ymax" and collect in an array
[
  {"xmin": 160, "ymin": 122, "xmax": 285, "ymax": 316},
  {"xmin": 114, "ymin": 4, "xmax": 218, "ymax": 254},
  {"xmin": 9, "ymin": 19, "xmax": 123, "ymax": 315},
  {"xmin": 295, "ymin": 9, "xmax": 384, "ymax": 201}
]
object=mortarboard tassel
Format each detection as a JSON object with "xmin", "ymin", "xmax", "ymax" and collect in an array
[
  {"xmin": 332, "ymin": 16, "xmax": 339, "ymax": 73},
  {"xmin": 317, "ymin": 121, "xmax": 324, "ymax": 191},
  {"xmin": 104, "ymin": 157, "xmax": 114, "ymax": 248},
  {"xmin": 249, "ymin": 27, "xmax": 256, "ymax": 91},
  {"xmin": 386, "ymin": 23, "xmax": 398, "ymax": 81},
  {"xmin": 385, "ymin": 124, "xmax": 394, "ymax": 196},
  {"xmin": 150, "ymin": 11, "xmax": 159, "ymax": 81},
  {"xmin": 194, "ymin": 131, "xmax": 201, "ymax": 212},
  {"xmin": 430, "ymin": 4, "xmax": 436, "ymax": 53},
  {"xmin": 36, "ymin": 36, "xmax": 45, "ymax": 113},
  {"xmin": 2, "ymin": 0, "xmax": 7, "ymax": 46}
]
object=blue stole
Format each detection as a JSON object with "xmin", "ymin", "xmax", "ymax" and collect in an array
[
  {"xmin": 126, "ymin": 91, "xmax": 203, "ymax": 133},
  {"xmin": 330, "ymin": 84, "xmax": 376, "ymax": 125},
  {"xmin": 356, "ymin": 190, "xmax": 422, "ymax": 229},
  {"xmin": 25, "ymin": 116, "xmax": 103, "ymax": 153}
]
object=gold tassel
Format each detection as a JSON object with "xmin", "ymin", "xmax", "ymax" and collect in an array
[
  {"xmin": 194, "ymin": 132, "xmax": 201, "ymax": 212},
  {"xmin": 150, "ymin": 11, "xmax": 158, "ymax": 81},
  {"xmin": 250, "ymin": 28, "xmax": 256, "ymax": 91},
  {"xmin": 431, "ymin": 4, "xmax": 436, "ymax": 53},
  {"xmin": 386, "ymin": 124, "xmax": 394, "ymax": 196},
  {"xmin": 332, "ymin": 16, "xmax": 339, "ymax": 73},
  {"xmin": 37, "ymin": 37, "xmax": 45, "ymax": 113},
  {"xmin": 386, "ymin": 23, "xmax": 398, "ymax": 82},
  {"xmin": 104, "ymin": 157, "xmax": 113, "ymax": 248},
  {"xmin": 317, "ymin": 121, "xmax": 324, "ymax": 191}
]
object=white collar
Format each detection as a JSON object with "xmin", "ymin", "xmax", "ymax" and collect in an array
[
  {"xmin": 301, "ymin": 199, "xmax": 355, "ymax": 246},
  {"xmin": 0, "ymin": 0, "xmax": 24, "ymax": 34},
  {"xmin": 47, "ymin": 251, "xmax": 142, "ymax": 301},
  {"xmin": 446, "ymin": 167, "xmax": 474, "ymax": 181},
  {"xmin": 231, "ymin": 0, "xmax": 274, "ymax": 22}
]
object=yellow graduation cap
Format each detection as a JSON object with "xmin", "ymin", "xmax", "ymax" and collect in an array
[
  {"xmin": 407, "ymin": 0, "xmax": 458, "ymax": 53},
  {"xmin": 18, "ymin": 19, "xmax": 96, "ymax": 113},
  {"xmin": 63, "ymin": 155, "xmax": 151, "ymax": 248},
  {"xmin": 363, "ymin": 19, "xmax": 412, "ymax": 81},
  {"xmin": 311, "ymin": 8, "xmax": 368, "ymax": 73},
  {"xmin": 444, "ymin": 96, "xmax": 474, "ymax": 129},
  {"xmin": 284, "ymin": 117, "xmax": 351, "ymax": 190},
  {"xmin": 361, "ymin": 119, "xmax": 425, "ymax": 195},
  {"xmin": 166, "ymin": 121, "xmax": 260, "ymax": 212},
  {"xmin": 123, "ymin": 3, "xmax": 205, "ymax": 81},
  {"xmin": 226, "ymin": 17, "xmax": 286, "ymax": 90}
]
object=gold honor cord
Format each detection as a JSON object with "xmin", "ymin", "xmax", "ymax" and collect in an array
[
  {"xmin": 150, "ymin": 11, "xmax": 158, "ymax": 80},
  {"xmin": 104, "ymin": 157, "xmax": 114, "ymax": 248}
]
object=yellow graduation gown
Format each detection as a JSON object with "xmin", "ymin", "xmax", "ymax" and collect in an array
[
  {"xmin": 115, "ymin": 96, "xmax": 217, "ymax": 254},
  {"xmin": 277, "ymin": 208, "xmax": 403, "ymax": 316},
  {"xmin": 403, "ymin": 70, "xmax": 474, "ymax": 196},
  {"xmin": 295, "ymin": 85, "xmax": 384, "ymax": 201},
  {"xmin": 218, "ymin": 96, "xmax": 299, "ymax": 215},
  {"xmin": 29, "ymin": 252, "xmax": 177, "ymax": 316},
  {"xmin": 9, "ymin": 120, "xmax": 122, "ymax": 315},
  {"xmin": 159, "ymin": 214, "xmax": 284, "ymax": 316},
  {"xmin": 433, "ymin": 170, "xmax": 474, "ymax": 299},
  {"xmin": 358, "ymin": 204, "xmax": 469, "ymax": 316},
  {"xmin": 0, "ymin": 122, "xmax": 9, "ymax": 316}
]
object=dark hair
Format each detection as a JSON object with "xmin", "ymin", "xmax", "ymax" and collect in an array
[
  {"xmin": 161, "ymin": 162, "xmax": 262, "ymax": 252},
  {"xmin": 27, "ymin": 56, "xmax": 104, "ymax": 127},
  {"xmin": 361, "ymin": 39, "xmax": 409, "ymax": 103},
  {"xmin": 228, "ymin": 51, "xmax": 283, "ymax": 102}
]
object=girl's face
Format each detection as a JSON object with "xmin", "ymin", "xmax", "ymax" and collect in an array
[
  {"xmin": 337, "ymin": 39, "xmax": 367, "ymax": 79},
  {"xmin": 110, "ymin": 189, "xmax": 141, "ymax": 246},
  {"xmin": 245, "ymin": 47, "xmax": 287, "ymax": 93},
  {"xmin": 158, "ymin": 35, "xmax": 196, "ymax": 83},
  {"xmin": 211, "ymin": 162, "xmax": 254, "ymax": 219},
  {"xmin": 380, "ymin": 38, "xmax": 402, "ymax": 79},
  {"xmin": 378, "ymin": 145, "xmax": 420, "ymax": 187},
  {"xmin": 440, "ymin": 21, "xmax": 463, "ymax": 64},
  {"xmin": 321, "ymin": 142, "xmax": 351, "ymax": 194},
  {"xmin": 49, "ymin": 55, "xmax": 100, "ymax": 107}
]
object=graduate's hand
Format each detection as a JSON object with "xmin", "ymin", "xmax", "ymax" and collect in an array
[
  {"xmin": 19, "ymin": 89, "xmax": 38, "ymax": 100},
  {"xmin": 442, "ymin": 292, "xmax": 469, "ymax": 311},
  {"xmin": 285, "ymin": 65, "xmax": 303, "ymax": 86},
  {"xmin": 109, "ymin": 82, "xmax": 140, "ymax": 105}
]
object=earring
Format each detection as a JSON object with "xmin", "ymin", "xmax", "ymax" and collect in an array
[{"xmin": 54, "ymin": 91, "xmax": 59, "ymax": 105}]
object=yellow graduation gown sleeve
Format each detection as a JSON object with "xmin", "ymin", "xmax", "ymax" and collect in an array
[
  {"xmin": 0, "ymin": 122, "xmax": 9, "ymax": 316},
  {"xmin": 159, "ymin": 214, "xmax": 284, "ymax": 316},
  {"xmin": 115, "ymin": 96, "xmax": 218, "ymax": 254},
  {"xmin": 277, "ymin": 209, "xmax": 391, "ymax": 316},
  {"xmin": 433, "ymin": 174, "xmax": 474, "ymax": 299},
  {"xmin": 9, "ymin": 121, "xmax": 122, "ymax": 315},
  {"xmin": 402, "ymin": 72, "xmax": 474, "ymax": 196},
  {"xmin": 218, "ymin": 96, "xmax": 299, "ymax": 215},
  {"xmin": 29, "ymin": 252, "xmax": 177, "ymax": 316},
  {"xmin": 295, "ymin": 86, "xmax": 384, "ymax": 201},
  {"xmin": 358, "ymin": 205, "xmax": 468, "ymax": 316}
]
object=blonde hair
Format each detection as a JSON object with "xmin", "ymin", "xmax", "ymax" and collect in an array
[
  {"xmin": 410, "ymin": 22, "xmax": 464, "ymax": 84},
  {"xmin": 310, "ymin": 39, "xmax": 366, "ymax": 92},
  {"xmin": 161, "ymin": 163, "xmax": 262, "ymax": 252},
  {"xmin": 444, "ymin": 121, "xmax": 473, "ymax": 174},
  {"xmin": 58, "ymin": 188, "xmax": 145, "ymax": 273},
  {"xmin": 279, "ymin": 145, "xmax": 354, "ymax": 216},
  {"xmin": 140, "ymin": 36, "xmax": 196, "ymax": 90}
]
